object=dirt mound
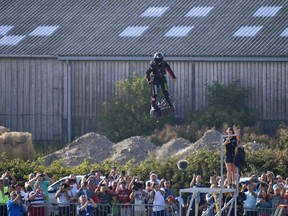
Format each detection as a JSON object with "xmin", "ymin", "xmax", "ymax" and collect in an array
[
  {"xmin": 43, "ymin": 133, "xmax": 114, "ymax": 167},
  {"xmin": 156, "ymin": 138, "xmax": 191, "ymax": 158},
  {"xmin": 109, "ymin": 136, "xmax": 156, "ymax": 165},
  {"xmin": 43, "ymin": 130, "xmax": 225, "ymax": 167},
  {"xmin": 175, "ymin": 130, "xmax": 222, "ymax": 157}
]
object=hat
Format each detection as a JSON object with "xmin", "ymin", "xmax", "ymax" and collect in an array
[
  {"xmin": 276, "ymin": 175, "xmax": 282, "ymax": 179},
  {"xmin": 68, "ymin": 174, "xmax": 77, "ymax": 181},
  {"xmin": 273, "ymin": 184, "xmax": 279, "ymax": 190},
  {"xmin": 266, "ymin": 171, "xmax": 275, "ymax": 177}
]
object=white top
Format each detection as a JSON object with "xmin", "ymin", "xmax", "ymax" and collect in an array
[
  {"xmin": 153, "ymin": 190, "xmax": 166, "ymax": 212},
  {"xmin": 57, "ymin": 190, "xmax": 72, "ymax": 206}
]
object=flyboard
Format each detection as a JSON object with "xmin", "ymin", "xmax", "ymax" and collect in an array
[{"xmin": 150, "ymin": 99, "xmax": 175, "ymax": 118}]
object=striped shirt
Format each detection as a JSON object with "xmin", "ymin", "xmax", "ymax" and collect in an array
[{"xmin": 29, "ymin": 191, "xmax": 45, "ymax": 204}]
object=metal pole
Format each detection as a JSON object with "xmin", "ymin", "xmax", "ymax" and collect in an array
[
  {"xmin": 220, "ymin": 134, "xmax": 224, "ymax": 212},
  {"xmin": 66, "ymin": 60, "xmax": 72, "ymax": 142}
]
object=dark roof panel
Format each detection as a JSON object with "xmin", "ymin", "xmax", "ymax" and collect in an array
[{"xmin": 0, "ymin": 0, "xmax": 287, "ymax": 57}]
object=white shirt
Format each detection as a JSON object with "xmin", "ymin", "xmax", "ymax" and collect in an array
[
  {"xmin": 153, "ymin": 190, "xmax": 166, "ymax": 212},
  {"xmin": 57, "ymin": 190, "xmax": 72, "ymax": 206}
]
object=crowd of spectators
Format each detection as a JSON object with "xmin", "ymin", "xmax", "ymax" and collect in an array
[{"xmin": 0, "ymin": 165, "xmax": 287, "ymax": 216}]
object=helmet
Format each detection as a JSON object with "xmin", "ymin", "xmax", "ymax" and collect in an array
[{"xmin": 153, "ymin": 52, "xmax": 164, "ymax": 63}]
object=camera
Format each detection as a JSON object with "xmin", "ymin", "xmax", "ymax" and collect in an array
[
  {"xmin": 245, "ymin": 180, "xmax": 250, "ymax": 186},
  {"xmin": 133, "ymin": 181, "xmax": 142, "ymax": 190},
  {"xmin": 100, "ymin": 183, "xmax": 106, "ymax": 187},
  {"xmin": 260, "ymin": 182, "xmax": 267, "ymax": 188},
  {"xmin": 62, "ymin": 183, "xmax": 69, "ymax": 189},
  {"xmin": 40, "ymin": 174, "xmax": 45, "ymax": 177}
]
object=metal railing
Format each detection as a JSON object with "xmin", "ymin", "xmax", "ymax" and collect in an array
[
  {"xmin": 1, "ymin": 203, "xmax": 178, "ymax": 216},
  {"xmin": 1, "ymin": 203, "xmax": 287, "ymax": 216}
]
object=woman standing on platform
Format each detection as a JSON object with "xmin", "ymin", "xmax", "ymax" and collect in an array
[{"xmin": 223, "ymin": 127, "xmax": 239, "ymax": 189}]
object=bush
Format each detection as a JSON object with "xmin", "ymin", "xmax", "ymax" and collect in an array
[
  {"xmin": 186, "ymin": 81, "xmax": 256, "ymax": 129},
  {"xmin": 275, "ymin": 124, "xmax": 288, "ymax": 150}
]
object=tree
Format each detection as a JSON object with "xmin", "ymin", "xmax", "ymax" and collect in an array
[{"xmin": 97, "ymin": 74, "xmax": 172, "ymax": 142}]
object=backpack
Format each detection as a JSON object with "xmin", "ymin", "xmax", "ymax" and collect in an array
[{"xmin": 234, "ymin": 146, "xmax": 246, "ymax": 170}]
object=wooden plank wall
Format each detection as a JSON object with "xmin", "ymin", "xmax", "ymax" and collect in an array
[
  {"xmin": 0, "ymin": 58, "xmax": 63, "ymax": 141},
  {"xmin": 0, "ymin": 58, "xmax": 287, "ymax": 142}
]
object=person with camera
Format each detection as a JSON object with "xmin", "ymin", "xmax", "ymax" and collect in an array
[
  {"xmin": 242, "ymin": 176, "xmax": 258, "ymax": 216},
  {"xmin": 129, "ymin": 176, "xmax": 147, "ymax": 216},
  {"xmin": 1, "ymin": 167, "xmax": 16, "ymax": 187},
  {"xmin": 7, "ymin": 191, "xmax": 27, "ymax": 216},
  {"xmin": 10, "ymin": 183, "xmax": 29, "ymax": 216},
  {"xmin": 162, "ymin": 180, "xmax": 175, "ymax": 200},
  {"xmin": 76, "ymin": 180, "xmax": 95, "ymax": 200},
  {"xmin": 115, "ymin": 178, "xmax": 133, "ymax": 216},
  {"xmin": 256, "ymin": 189, "xmax": 272, "ymax": 216},
  {"xmin": 267, "ymin": 180, "xmax": 286, "ymax": 215},
  {"xmin": 77, "ymin": 195, "xmax": 96, "ymax": 216},
  {"xmin": 148, "ymin": 182, "xmax": 166, "ymax": 216},
  {"xmin": 145, "ymin": 181, "xmax": 154, "ymax": 216},
  {"xmin": 95, "ymin": 179, "xmax": 112, "ymax": 216},
  {"xmin": 0, "ymin": 177, "xmax": 10, "ymax": 215},
  {"xmin": 66, "ymin": 174, "xmax": 79, "ymax": 215},
  {"xmin": 187, "ymin": 173, "xmax": 207, "ymax": 216},
  {"xmin": 28, "ymin": 181, "xmax": 46, "ymax": 216},
  {"xmin": 223, "ymin": 127, "xmax": 239, "ymax": 189},
  {"xmin": 55, "ymin": 182, "xmax": 71, "ymax": 216},
  {"xmin": 27, "ymin": 172, "xmax": 54, "ymax": 203},
  {"xmin": 109, "ymin": 166, "xmax": 119, "ymax": 181}
]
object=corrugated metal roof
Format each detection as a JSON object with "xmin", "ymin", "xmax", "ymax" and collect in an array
[{"xmin": 0, "ymin": 0, "xmax": 287, "ymax": 57}]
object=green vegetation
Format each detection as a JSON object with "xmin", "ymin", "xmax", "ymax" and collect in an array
[
  {"xmin": 98, "ymin": 74, "xmax": 174, "ymax": 142},
  {"xmin": 185, "ymin": 81, "xmax": 255, "ymax": 129},
  {"xmin": 1, "ymin": 141, "xmax": 287, "ymax": 193}
]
